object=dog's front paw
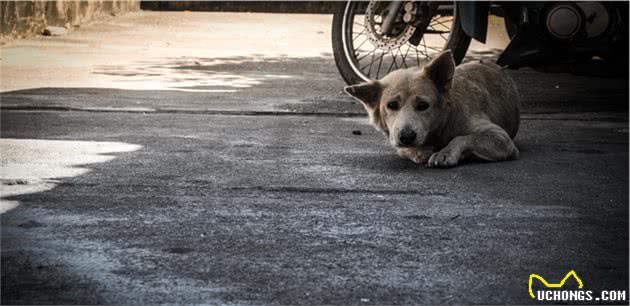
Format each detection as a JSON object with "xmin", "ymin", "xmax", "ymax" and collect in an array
[
  {"xmin": 398, "ymin": 148, "xmax": 431, "ymax": 164},
  {"xmin": 427, "ymin": 151, "xmax": 459, "ymax": 168}
]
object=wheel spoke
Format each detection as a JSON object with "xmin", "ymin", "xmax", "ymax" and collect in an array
[
  {"xmin": 430, "ymin": 17, "xmax": 453, "ymax": 30},
  {"xmin": 376, "ymin": 51, "xmax": 385, "ymax": 79},
  {"xmin": 357, "ymin": 48, "xmax": 377, "ymax": 63},
  {"xmin": 387, "ymin": 52, "xmax": 396, "ymax": 73},
  {"xmin": 421, "ymin": 37, "xmax": 430, "ymax": 59},
  {"xmin": 352, "ymin": 28, "xmax": 367, "ymax": 41},
  {"xmin": 387, "ymin": 48, "xmax": 399, "ymax": 72},
  {"xmin": 365, "ymin": 48, "xmax": 379, "ymax": 77},
  {"xmin": 401, "ymin": 45, "xmax": 411, "ymax": 68},
  {"xmin": 411, "ymin": 43, "xmax": 428, "ymax": 58},
  {"xmin": 354, "ymin": 36, "xmax": 370, "ymax": 51}
]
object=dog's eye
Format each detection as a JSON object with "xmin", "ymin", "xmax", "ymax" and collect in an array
[
  {"xmin": 387, "ymin": 100, "xmax": 400, "ymax": 111},
  {"xmin": 416, "ymin": 101, "xmax": 430, "ymax": 112}
]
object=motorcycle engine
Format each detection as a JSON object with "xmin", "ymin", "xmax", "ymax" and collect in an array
[{"xmin": 545, "ymin": 2, "xmax": 611, "ymax": 40}]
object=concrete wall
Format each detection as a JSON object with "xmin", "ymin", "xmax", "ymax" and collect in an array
[{"xmin": 1, "ymin": 0, "xmax": 140, "ymax": 40}]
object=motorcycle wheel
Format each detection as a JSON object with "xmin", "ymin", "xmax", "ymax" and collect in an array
[{"xmin": 332, "ymin": 1, "xmax": 471, "ymax": 85}]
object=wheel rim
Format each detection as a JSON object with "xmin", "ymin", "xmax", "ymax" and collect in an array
[{"xmin": 342, "ymin": 1, "xmax": 457, "ymax": 82}]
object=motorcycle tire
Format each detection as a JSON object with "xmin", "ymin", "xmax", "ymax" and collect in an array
[{"xmin": 332, "ymin": 1, "xmax": 472, "ymax": 85}]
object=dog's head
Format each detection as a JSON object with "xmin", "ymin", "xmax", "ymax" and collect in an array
[{"xmin": 344, "ymin": 50, "xmax": 455, "ymax": 148}]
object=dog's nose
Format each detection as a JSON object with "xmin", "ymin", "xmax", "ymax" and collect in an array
[{"xmin": 399, "ymin": 128, "xmax": 416, "ymax": 146}]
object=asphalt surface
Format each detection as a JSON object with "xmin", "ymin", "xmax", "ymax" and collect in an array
[{"xmin": 1, "ymin": 11, "xmax": 629, "ymax": 305}]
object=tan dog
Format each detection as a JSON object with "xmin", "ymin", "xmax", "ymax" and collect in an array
[{"xmin": 344, "ymin": 50, "xmax": 520, "ymax": 168}]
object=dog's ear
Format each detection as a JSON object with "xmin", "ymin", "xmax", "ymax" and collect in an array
[
  {"xmin": 423, "ymin": 50, "xmax": 455, "ymax": 92},
  {"xmin": 344, "ymin": 81, "xmax": 382, "ymax": 110},
  {"xmin": 344, "ymin": 81, "xmax": 386, "ymax": 131}
]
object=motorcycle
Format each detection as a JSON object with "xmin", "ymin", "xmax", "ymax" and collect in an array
[{"xmin": 331, "ymin": 1, "xmax": 628, "ymax": 85}]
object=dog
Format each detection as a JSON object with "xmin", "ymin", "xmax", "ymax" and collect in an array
[{"xmin": 344, "ymin": 50, "xmax": 520, "ymax": 168}]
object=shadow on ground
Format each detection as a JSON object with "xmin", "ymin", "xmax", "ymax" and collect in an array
[{"xmin": 1, "ymin": 53, "xmax": 628, "ymax": 115}]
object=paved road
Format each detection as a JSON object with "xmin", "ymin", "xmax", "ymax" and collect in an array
[{"xmin": 1, "ymin": 12, "xmax": 628, "ymax": 304}]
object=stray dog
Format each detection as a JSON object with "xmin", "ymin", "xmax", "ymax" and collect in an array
[{"xmin": 344, "ymin": 50, "xmax": 520, "ymax": 168}]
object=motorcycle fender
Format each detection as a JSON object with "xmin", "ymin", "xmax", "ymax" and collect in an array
[{"xmin": 456, "ymin": 2, "xmax": 489, "ymax": 43}]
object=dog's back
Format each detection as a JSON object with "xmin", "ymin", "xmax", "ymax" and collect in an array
[{"xmin": 450, "ymin": 62, "xmax": 520, "ymax": 138}]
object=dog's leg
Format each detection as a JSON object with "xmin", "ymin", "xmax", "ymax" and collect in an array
[{"xmin": 427, "ymin": 125, "xmax": 519, "ymax": 168}]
